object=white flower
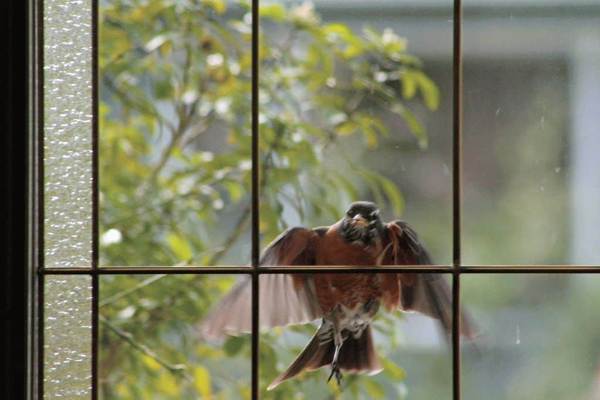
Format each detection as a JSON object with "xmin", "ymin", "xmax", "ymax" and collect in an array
[
  {"xmin": 101, "ymin": 229, "xmax": 122, "ymax": 246},
  {"xmin": 212, "ymin": 199, "xmax": 224, "ymax": 210},
  {"xmin": 206, "ymin": 53, "xmax": 224, "ymax": 67},
  {"xmin": 239, "ymin": 160, "xmax": 252, "ymax": 171}
]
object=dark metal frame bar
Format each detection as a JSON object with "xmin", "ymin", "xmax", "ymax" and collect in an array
[
  {"xmin": 3, "ymin": 1, "xmax": 31, "ymax": 399},
  {"xmin": 452, "ymin": 0, "xmax": 463, "ymax": 398},
  {"xmin": 30, "ymin": 1, "xmax": 600, "ymax": 400},
  {"xmin": 91, "ymin": 1, "xmax": 100, "ymax": 399},
  {"xmin": 251, "ymin": 0, "xmax": 260, "ymax": 398},
  {"xmin": 34, "ymin": 0, "xmax": 45, "ymax": 398},
  {"xmin": 42, "ymin": 265, "xmax": 600, "ymax": 275}
]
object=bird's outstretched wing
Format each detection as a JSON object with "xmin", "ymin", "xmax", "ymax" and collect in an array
[
  {"xmin": 199, "ymin": 227, "xmax": 324, "ymax": 339},
  {"xmin": 382, "ymin": 220, "xmax": 476, "ymax": 338}
]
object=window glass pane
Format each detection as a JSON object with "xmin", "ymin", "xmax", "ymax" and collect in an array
[
  {"xmin": 259, "ymin": 273, "xmax": 453, "ymax": 398},
  {"xmin": 44, "ymin": 0, "xmax": 93, "ymax": 268},
  {"xmin": 100, "ymin": 274, "xmax": 251, "ymax": 398},
  {"xmin": 462, "ymin": 274, "xmax": 600, "ymax": 399},
  {"xmin": 44, "ymin": 276, "xmax": 92, "ymax": 398},
  {"xmin": 99, "ymin": 0, "xmax": 251, "ymax": 266},
  {"xmin": 463, "ymin": 1, "xmax": 600, "ymax": 264},
  {"xmin": 259, "ymin": 1, "xmax": 453, "ymax": 264}
]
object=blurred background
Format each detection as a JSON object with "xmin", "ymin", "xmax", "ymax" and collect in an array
[{"xmin": 95, "ymin": 0, "xmax": 600, "ymax": 398}]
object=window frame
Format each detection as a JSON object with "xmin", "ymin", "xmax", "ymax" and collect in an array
[
  {"xmin": 26, "ymin": 0, "xmax": 600, "ymax": 399},
  {"xmin": 3, "ymin": 0, "xmax": 30, "ymax": 399}
]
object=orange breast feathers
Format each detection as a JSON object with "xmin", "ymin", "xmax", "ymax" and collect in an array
[
  {"xmin": 314, "ymin": 224, "xmax": 383, "ymax": 266},
  {"xmin": 310, "ymin": 273, "xmax": 400, "ymax": 314},
  {"xmin": 305, "ymin": 224, "xmax": 400, "ymax": 313}
]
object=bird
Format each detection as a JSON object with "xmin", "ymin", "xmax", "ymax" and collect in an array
[{"xmin": 199, "ymin": 201, "xmax": 475, "ymax": 390}]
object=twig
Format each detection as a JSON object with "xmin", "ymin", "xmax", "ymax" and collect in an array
[
  {"xmin": 100, "ymin": 316, "xmax": 192, "ymax": 380},
  {"xmin": 103, "ymin": 75, "xmax": 172, "ymax": 134},
  {"xmin": 99, "ymin": 274, "xmax": 167, "ymax": 307},
  {"xmin": 205, "ymin": 119, "xmax": 289, "ymax": 263},
  {"xmin": 205, "ymin": 203, "xmax": 252, "ymax": 265}
]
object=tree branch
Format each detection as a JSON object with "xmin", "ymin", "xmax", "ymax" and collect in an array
[
  {"xmin": 99, "ymin": 274, "xmax": 167, "ymax": 307},
  {"xmin": 100, "ymin": 316, "xmax": 192, "ymax": 380},
  {"xmin": 205, "ymin": 204, "xmax": 252, "ymax": 265}
]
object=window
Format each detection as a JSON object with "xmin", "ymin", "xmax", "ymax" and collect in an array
[{"xmin": 26, "ymin": 0, "xmax": 600, "ymax": 399}]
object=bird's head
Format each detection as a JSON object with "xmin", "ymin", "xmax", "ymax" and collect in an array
[{"xmin": 341, "ymin": 201, "xmax": 384, "ymax": 245}]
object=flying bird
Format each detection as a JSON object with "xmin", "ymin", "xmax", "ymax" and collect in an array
[{"xmin": 200, "ymin": 201, "xmax": 474, "ymax": 389}]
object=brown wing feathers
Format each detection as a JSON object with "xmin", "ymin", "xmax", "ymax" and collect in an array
[
  {"xmin": 260, "ymin": 227, "xmax": 318, "ymax": 266},
  {"xmin": 384, "ymin": 220, "xmax": 476, "ymax": 338},
  {"xmin": 201, "ymin": 217, "xmax": 476, "ymax": 390},
  {"xmin": 199, "ymin": 227, "xmax": 324, "ymax": 339}
]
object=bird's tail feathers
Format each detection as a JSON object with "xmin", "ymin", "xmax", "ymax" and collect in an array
[{"xmin": 267, "ymin": 324, "xmax": 382, "ymax": 390}]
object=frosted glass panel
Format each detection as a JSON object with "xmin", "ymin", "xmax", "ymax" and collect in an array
[
  {"xmin": 44, "ymin": 0, "xmax": 93, "ymax": 268},
  {"xmin": 44, "ymin": 276, "xmax": 92, "ymax": 399}
]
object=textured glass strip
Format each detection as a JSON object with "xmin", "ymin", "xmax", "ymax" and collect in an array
[
  {"xmin": 44, "ymin": 276, "xmax": 93, "ymax": 399},
  {"xmin": 44, "ymin": 0, "xmax": 93, "ymax": 268}
]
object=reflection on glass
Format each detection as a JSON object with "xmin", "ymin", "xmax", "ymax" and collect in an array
[
  {"xmin": 462, "ymin": 274, "xmax": 600, "ymax": 399},
  {"xmin": 259, "ymin": 1, "xmax": 453, "ymax": 263},
  {"xmin": 44, "ymin": 0, "xmax": 93, "ymax": 268},
  {"xmin": 463, "ymin": 2, "xmax": 600, "ymax": 264},
  {"xmin": 100, "ymin": 275, "xmax": 251, "ymax": 399},
  {"xmin": 253, "ymin": 274, "xmax": 455, "ymax": 398},
  {"xmin": 99, "ymin": 0, "xmax": 251, "ymax": 266},
  {"xmin": 45, "ymin": 276, "xmax": 92, "ymax": 398}
]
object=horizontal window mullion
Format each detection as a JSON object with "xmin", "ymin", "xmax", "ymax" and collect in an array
[{"xmin": 41, "ymin": 265, "xmax": 600, "ymax": 275}]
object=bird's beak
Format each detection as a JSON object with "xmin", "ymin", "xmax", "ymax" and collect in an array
[{"xmin": 352, "ymin": 214, "xmax": 369, "ymax": 228}]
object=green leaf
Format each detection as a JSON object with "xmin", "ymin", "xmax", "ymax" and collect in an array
[
  {"xmin": 260, "ymin": 4, "xmax": 286, "ymax": 22},
  {"xmin": 391, "ymin": 104, "xmax": 427, "ymax": 149},
  {"xmin": 363, "ymin": 379, "xmax": 385, "ymax": 398},
  {"xmin": 336, "ymin": 120, "xmax": 358, "ymax": 136},
  {"xmin": 358, "ymin": 170, "xmax": 386, "ymax": 208},
  {"xmin": 193, "ymin": 366, "xmax": 213, "ymax": 398},
  {"xmin": 378, "ymin": 175, "xmax": 405, "ymax": 216},
  {"xmin": 381, "ymin": 357, "xmax": 407, "ymax": 381},
  {"xmin": 202, "ymin": 0, "xmax": 227, "ymax": 14},
  {"xmin": 401, "ymin": 70, "xmax": 418, "ymax": 100},
  {"xmin": 222, "ymin": 180, "xmax": 245, "ymax": 203},
  {"xmin": 323, "ymin": 23, "xmax": 354, "ymax": 40},
  {"xmin": 414, "ymin": 70, "xmax": 440, "ymax": 110},
  {"xmin": 166, "ymin": 232, "xmax": 193, "ymax": 261},
  {"xmin": 224, "ymin": 336, "xmax": 247, "ymax": 356}
]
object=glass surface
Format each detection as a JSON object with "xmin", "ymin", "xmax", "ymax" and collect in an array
[
  {"xmin": 99, "ymin": 0, "xmax": 251, "ymax": 266},
  {"xmin": 99, "ymin": 275, "xmax": 251, "ymax": 399},
  {"xmin": 462, "ymin": 274, "xmax": 600, "ymax": 399},
  {"xmin": 44, "ymin": 0, "xmax": 93, "ymax": 268},
  {"xmin": 259, "ymin": 1, "xmax": 453, "ymax": 264},
  {"xmin": 44, "ymin": 276, "xmax": 92, "ymax": 399},
  {"xmin": 260, "ymin": 273, "xmax": 453, "ymax": 398},
  {"xmin": 463, "ymin": 1, "xmax": 600, "ymax": 264}
]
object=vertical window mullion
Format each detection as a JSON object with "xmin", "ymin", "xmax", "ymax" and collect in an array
[
  {"xmin": 35, "ymin": 0, "xmax": 45, "ymax": 397},
  {"xmin": 452, "ymin": 0, "xmax": 463, "ymax": 400},
  {"xmin": 91, "ymin": 0, "xmax": 99, "ymax": 399},
  {"xmin": 251, "ymin": 0, "xmax": 260, "ymax": 399}
]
